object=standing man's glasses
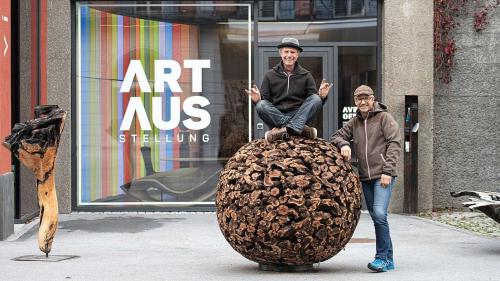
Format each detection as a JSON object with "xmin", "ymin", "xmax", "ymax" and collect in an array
[{"xmin": 354, "ymin": 96, "xmax": 373, "ymax": 103}]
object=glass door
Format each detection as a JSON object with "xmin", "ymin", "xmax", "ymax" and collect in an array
[
  {"xmin": 255, "ymin": 47, "xmax": 335, "ymax": 139},
  {"xmin": 337, "ymin": 46, "xmax": 377, "ymax": 129}
]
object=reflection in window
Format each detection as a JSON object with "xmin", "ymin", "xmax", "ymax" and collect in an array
[
  {"xmin": 315, "ymin": 0, "xmax": 335, "ymax": 19},
  {"xmin": 258, "ymin": 0, "xmax": 377, "ymax": 43},
  {"xmin": 259, "ymin": 0, "xmax": 378, "ymax": 21}
]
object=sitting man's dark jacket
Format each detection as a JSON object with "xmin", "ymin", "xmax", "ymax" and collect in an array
[{"xmin": 260, "ymin": 62, "xmax": 318, "ymax": 112}]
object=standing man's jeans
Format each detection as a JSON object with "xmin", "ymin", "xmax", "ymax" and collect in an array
[
  {"xmin": 255, "ymin": 94, "xmax": 322, "ymax": 134},
  {"xmin": 362, "ymin": 177, "xmax": 396, "ymax": 261}
]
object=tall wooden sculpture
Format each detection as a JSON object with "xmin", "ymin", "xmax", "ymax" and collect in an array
[{"xmin": 3, "ymin": 105, "xmax": 66, "ymax": 257}]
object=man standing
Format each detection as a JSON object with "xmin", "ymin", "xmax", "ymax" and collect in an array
[
  {"xmin": 331, "ymin": 85, "xmax": 402, "ymax": 272},
  {"xmin": 245, "ymin": 37, "xmax": 332, "ymax": 143}
]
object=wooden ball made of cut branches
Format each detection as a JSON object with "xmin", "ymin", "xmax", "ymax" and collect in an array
[{"xmin": 216, "ymin": 136, "xmax": 362, "ymax": 266}]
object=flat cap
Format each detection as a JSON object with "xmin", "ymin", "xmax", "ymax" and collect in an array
[{"xmin": 353, "ymin": 85, "xmax": 374, "ymax": 96}]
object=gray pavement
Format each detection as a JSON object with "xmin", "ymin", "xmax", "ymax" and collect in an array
[{"xmin": 0, "ymin": 212, "xmax": 499, "ymax": 281}]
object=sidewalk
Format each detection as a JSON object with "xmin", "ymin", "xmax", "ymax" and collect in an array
[{"xmin": 0, "ymin": 212, "xmax": 499, "ymax": 281}]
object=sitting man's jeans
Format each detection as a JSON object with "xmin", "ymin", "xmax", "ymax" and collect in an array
[
  {"xmin": 255, "ymin": 94, "xmax": 322, "ymax": 134},
  {"xmin": 362, "ymin": 177, "xmax": 396, "ymax": 261}
]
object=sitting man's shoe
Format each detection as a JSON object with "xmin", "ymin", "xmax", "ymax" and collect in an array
[
  {"xmin": 264, "ymin": 127, "xmax": 288, "ymax": 143},
  {"xmin": 367, "ymin": 258, "xmax": 388, "ymax": 272},
  {"xmin": 302, "ymin": 125, "xmax": 317, "ymax": 139},
  {"xmin": 386, "ymin": 258, "xmax": 395, "ymax": 270}
]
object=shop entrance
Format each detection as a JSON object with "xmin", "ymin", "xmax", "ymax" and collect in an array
[
  {"xmin": 255, "ymin": 44, "xmax": 377, "ymax": 141},
  {"xmin": 254, "ymin": 47, "xmax": 335, "ymax": 139}
]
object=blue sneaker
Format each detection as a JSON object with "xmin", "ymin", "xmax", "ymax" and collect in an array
[
  {"xmin": 386, "ymin": 258, "xmax": 395, "ymax": 270},
  {"xmin": 367, "ymin": 258, "xmax": 388, "ymax": 272}
]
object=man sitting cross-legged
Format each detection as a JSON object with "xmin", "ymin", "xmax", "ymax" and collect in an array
[{"xmin": 245, "ymin": 37, "xmax": 332, "ymax": 143}]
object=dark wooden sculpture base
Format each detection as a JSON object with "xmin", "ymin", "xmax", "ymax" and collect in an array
[
  {"xmin": 12, "ymin": 255, "xmax": 80, "ymax": 262},
  {"xmin": 259, "ymin": 263, "xmax": 314, "ymax": 272}
]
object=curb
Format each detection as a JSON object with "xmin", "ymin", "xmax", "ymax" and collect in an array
[{"xmin": 4, "ymin": 218, "xmax": 39, "ymax": 242}]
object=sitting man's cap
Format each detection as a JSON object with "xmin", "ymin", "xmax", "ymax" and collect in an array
[
  {"xmin": 277, "ymin": 37, "xmax": 303, "ymax": 52},
  {"xmin": 354, "ymin": 85, "xmax": 374, "ymax": 96}
]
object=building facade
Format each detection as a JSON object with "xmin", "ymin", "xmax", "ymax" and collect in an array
[
  {"xmin": 2, "ymin": 0, "xmax": 497, "ymax": 218},
  {"xmin": 0, "ymin": 0, "xmax": 13, "ymax": 238}
]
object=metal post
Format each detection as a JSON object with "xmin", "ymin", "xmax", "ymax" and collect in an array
[{"xmin": 404, "ymin": 95, "xmax": 418, "ymax": 213}]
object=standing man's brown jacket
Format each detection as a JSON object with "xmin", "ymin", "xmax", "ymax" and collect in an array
[{"xmin": 331, "ymin": 102, "xmax": 402, "ymax": 181}]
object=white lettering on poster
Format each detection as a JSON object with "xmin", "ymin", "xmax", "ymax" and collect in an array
[
  {"xmin": 120, "ymin": 97, "xmax": 152, "ymax": 130},
  {"xmin": 118, "ymin": 133, "xmax": 210, "ymax": 143},
  {"xmin": 120, "ymin": 60, "xmax": 152, "ymax": 93},
  {"xmin": 119, "ymin": 59, "xmax": 212, "ymax": 134},
  {"xmin": 152, "ymin": 96, "xmax": 181, "ymax": 130},
  {"xmin": 184, "ymin": 60, "xmax": 210, "ymax": 92},
  {"xmin": 153, "ymin": 60, "xmax": 182, "ymax": 93},
  {"xmin": 182, "ymin": 95, "xmax": 211, "ymax": 130},
  {"xmin": 342, "ymin": 106, "xmax": 357, "ymax": 121},
  {"xmin": 120, "ymin": 59, "xmax": 211, "ymax": 93},
  {"xmin": 120, "ymin": 96, "xmax": 210, "ymax": 131}
]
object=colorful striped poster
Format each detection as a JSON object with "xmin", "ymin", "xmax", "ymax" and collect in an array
[{"xmin": 78, "ymin": 6, "xmax": 200, "ymax": 203}]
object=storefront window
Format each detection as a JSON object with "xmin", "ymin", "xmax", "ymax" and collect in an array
[
  {"xmin": 74, "ymin": 0, "xmax": 378, "ymax": 209},
  {"xmin": 76, "ymin": 2, "xmax": 251, "ymax": 206}
]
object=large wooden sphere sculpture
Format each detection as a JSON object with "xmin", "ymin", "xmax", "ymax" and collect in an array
[{"xmin": 216, "ymin": 137, "xmax": 362, "ymax": 267}]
